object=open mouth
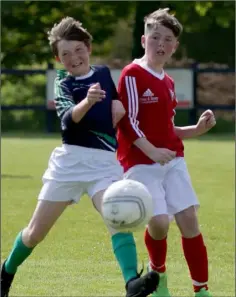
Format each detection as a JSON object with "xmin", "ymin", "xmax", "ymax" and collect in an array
[{"xmin": 156, "ymin": 50, "xmax": 165, "ymax": 56}]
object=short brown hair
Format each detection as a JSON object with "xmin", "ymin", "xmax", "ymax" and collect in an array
[
  {"xmin": 144, "ymin": 8, "xmax": 183, "ymax": 38},
  {"xmin": 48, "ymin": 17, "xmax": 93, "ymax": 56}
]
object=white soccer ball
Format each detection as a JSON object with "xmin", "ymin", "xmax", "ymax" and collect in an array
[{"xmin": 102, "ymin": 179, "xmax": 153, "ymax": 232}]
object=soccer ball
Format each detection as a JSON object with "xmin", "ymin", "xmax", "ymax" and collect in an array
[{"xmin": 102, "ymin": 179, "xmax": 153, "ymax": 232}]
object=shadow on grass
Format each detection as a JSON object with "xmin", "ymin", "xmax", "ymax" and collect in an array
[{"xmin": 1, "ymin": 174, "xmax": 33, "ymax": 179}]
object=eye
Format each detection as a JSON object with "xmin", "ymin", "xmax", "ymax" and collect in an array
[{"xmin": 62, "ymin": 53, "xmax": 67, "ymax": 56}]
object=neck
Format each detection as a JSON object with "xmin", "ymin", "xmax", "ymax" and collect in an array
[
  {"xmin": 70, "ymin": 66, "xmax": 91, "ymax": 77},
  {"xmin": 141, "ymin": 56, "xmax": 164, "ymax": 74}
]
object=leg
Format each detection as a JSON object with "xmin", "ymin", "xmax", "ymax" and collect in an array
[
  {"xmin": 123, "ymin": 165, "xmax": 168, "ymax": 296},
  {"xmin": 89, "ymin": 182, "xmax": 159, "ymax": 297},
  {"xmin": 165, "ymin": 158, "xmax": 210, "ymax": 296},
  {"xmin": 93, "ymin": 190, "xmax": 138, "ymax": 279},
  {"xmin": 1, "ymin": 200, "xmax": 69, "ymax": 297},
  {"xmin": 175, "ymin": 207, "xmax": 209, "ymax": 295},
  {"xmin": 123, "ymin": 164, "xmax": 169, "ymax": 273},
  {"xmin": 1, "ymin": 179, "xmax": 82, "ymax": 296},
  {"xmin": 144, "ymin": 184, "xmax": 171, "ymax": 297},
  {"xmin": 4, "ymin": 200, "xmax": 69, "ymax": 273}
]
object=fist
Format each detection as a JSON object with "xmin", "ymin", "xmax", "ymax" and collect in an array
[
  {"xmin": 86, "ymin": 83, "xmax": 106, "ymax": 106},
  {"xmin": 197, "ymin": 109, "xmax": 216, "ymax": 135}
]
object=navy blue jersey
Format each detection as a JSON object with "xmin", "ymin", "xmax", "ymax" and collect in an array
[{"xmin": 54, "ymin": 65, "xmax": 118, "ymax": 152}]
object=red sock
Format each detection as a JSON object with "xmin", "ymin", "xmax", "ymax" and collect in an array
[
  {"xmin": 182, "ymin": 234, "xmax": 208, "ymax": 292},
  {"xmin": 144, "ymin": 228, "xmax": 167, "ymax": 273}
]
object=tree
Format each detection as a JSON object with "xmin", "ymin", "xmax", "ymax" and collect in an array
[{"xmin": 1, "ymin": 1, "xmax": 133, "ymax": 68}]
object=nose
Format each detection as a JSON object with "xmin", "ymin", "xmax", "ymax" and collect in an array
[
  {"xmin": 71, "ymin": 53, "xmax": 80, "ymax": 63},
  {"xmin": 157, "ymin": 39, "xmax": 164, "ymax": 47}
]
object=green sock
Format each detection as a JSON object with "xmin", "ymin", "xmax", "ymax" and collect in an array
[
  {"xmin": 112, "ymin": 232, "xmax": 138, "ymax": 283},
  {"xmin": 4, "ymin": 231, "xmax": 34, "ymax": 274}
]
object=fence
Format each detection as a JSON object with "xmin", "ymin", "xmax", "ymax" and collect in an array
[{"xmin": 1, "ymin": 64, "xmax": 235, "ymax": 132}]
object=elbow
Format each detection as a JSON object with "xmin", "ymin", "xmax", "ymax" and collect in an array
[{"xmin": 61, "ymin": 107, "xmax": 74, "ymax": 127}]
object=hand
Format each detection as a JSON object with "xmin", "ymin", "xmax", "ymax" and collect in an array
[
  {"xmin": 86, "ymin": 83, "xmax": 106, "ymax": 106},
  {"xmin": 149, "ymin": 148, "xmax": 176, "ymax": 165},
  {"xmin": 196, "ymin": 109, "xmax": 216, "ymax": 135},
  {"xmin": 112, "ymin": 100, "xmax": 126, "ymax": 128}
]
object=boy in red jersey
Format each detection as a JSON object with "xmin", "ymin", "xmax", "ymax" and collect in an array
[{"xmin": 117, "ymin": 8, "xmax": 216, "ymax": 297}]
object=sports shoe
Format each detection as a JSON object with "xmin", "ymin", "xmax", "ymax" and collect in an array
[
  {"xmin": 126, "ymin": 270, "xmax": 159, "ymax": 297},
  {"xmin": 1, "ymin": 261, "xmax": 15, "ymax": 297},
  {"xmin": 147, "ymin": 263, "xmax": 171, "ymax": 296},
  {"xmin": 195, "ymin": 288, "xmax": 212, "ymax": 297}
]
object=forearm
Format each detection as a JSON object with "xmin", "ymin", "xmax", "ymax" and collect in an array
[
  {"xmin": 174, "ymin": 125, "xmax": 201, "ymax": 139},
  {"xmin": 134, "ymin": 137, "xmax": 156, "ymax": 159},
  {"xmin": 72, "ymin": 98, "xmax": 93, "ymax": 123}
]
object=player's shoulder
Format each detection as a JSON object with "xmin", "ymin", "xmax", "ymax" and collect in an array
[
  {"xmin": 55, "ymin": 69, "xmax": 72, "ymax": 86},
  {"xmin": 164, "ymin": 71, "xmax": 175, "ymax": 86},
  {"xmin": 92, "ymin": 64, "xmax": 111, "ymax": 75},
  {"xmin": 120, "ymin": 62, "xmax": 141, "ymax": 77}
]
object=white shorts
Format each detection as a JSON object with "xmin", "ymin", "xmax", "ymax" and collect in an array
[
  {"xmin": 124, "ymin": 157, "xmax": 199, "ymax": 216},
  {"xmin": 38, "ymin": 144, "xmax": 123, "ymax": 203}
]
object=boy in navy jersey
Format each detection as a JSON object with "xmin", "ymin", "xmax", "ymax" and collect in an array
[
  {"xmin": 1, "ymin": 17, "xmax": 159, "ymax": 297},
  {"xmin": 117, "ymin": 8, "xmax": 216, "ymax": 297}
]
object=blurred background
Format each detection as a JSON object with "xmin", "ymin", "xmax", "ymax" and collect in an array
[{"xmin": 1, "ymin": 1, "xmax": 235, "ymax": 133}]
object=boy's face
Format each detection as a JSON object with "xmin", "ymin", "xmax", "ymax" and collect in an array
[
  {"xmin": 57, "ymin": 40, "xmax": 91, "ymax": 76},
  {"xmin": 142, "ymin": 24, "xmax": 179, "ymax": 66}
]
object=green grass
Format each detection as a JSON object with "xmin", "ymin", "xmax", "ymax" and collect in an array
[{"xmin": 1, "ymin": 134, "xmax": 235, "ymax": 296}]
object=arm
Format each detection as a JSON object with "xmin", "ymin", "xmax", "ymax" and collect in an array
[
  {"xmin": 118, "ymin": 73, "xmax": 146, "ymax": 142},
  {"xmin": 118, "ymin": 72, "xmax": 176, "ymax": 163},
  {"xmin": 105, "ymin": 67, "xmax": 126, "ymax": 127},
  {"xmin": 133, "ymin": 137, "xmax": 158, "ymax": 159},
  {"xmin": 54, "ymin": 79, "xmax": 103, "ymax": 126},
  {"xmin": 174, "ymin": 110, "xmax": 216, "ymax": 139},
  {"xmin": 54, "ymin": 78, "xmax": 92, "ymax": 126},
  {"xmin": 174, "ymin": 125, "xmax": 200, "ymax": 139}
]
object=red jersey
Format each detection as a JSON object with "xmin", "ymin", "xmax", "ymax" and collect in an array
[{"xmin": 117, "ymin": 60, "xmax": 184, "ymax": 172}]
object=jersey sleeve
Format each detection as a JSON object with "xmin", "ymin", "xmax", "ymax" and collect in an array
[
  {"xmin": 118, "ymin": 70, "xmax": 145, "ymax": 142},
  {"xmin": 54, "ymin": 77, "xmax": 75, "ymax": 127}
]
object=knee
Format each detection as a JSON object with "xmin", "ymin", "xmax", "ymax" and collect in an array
[
  {"xmin": 22, "ymin": 226, "xmax": 46, "ymax": 248},
  {"xmin": 147, "ymin": 215, "xmax": 169, "ymax": 240},
  {"xmin": 175, "ymin": 206, "xmax": 200, "ymax": 238}
]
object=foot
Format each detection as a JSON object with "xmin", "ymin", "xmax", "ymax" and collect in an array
[
  {"xmin": 147, "ymin": 264, "xmax": 171, "ymax": 296},
  {"xmin": 126, "ymin": 271, "xmax": 159, "ymax": 297},
  {"xmin": 1, "ymin": 261, "xmax": 15, "ymax": 297},
  {"xmin": 195, "ymin": 288, "xmax": 212, "ymax": 297}
]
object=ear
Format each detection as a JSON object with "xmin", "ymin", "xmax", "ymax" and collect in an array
[
  {"xmin": 141, "ymin": 35, "xmax": 145, "ymax": 49},
  {"xmin": 55, "ymin": 56, "xmax": 60, "ymax": 62},
  {"xmin": 172, "ymin": 40, "xmax": 179, "ymax": 54}
]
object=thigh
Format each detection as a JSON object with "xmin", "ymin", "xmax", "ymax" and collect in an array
[
  {"xmin": 124, "ymin": 165, "xmax": 167, "ymax": 216},
  {"xmin": 164, "ymin": 158, "xmax": 199, "ymax": 215},
  {"xmin": 38, "ymin": 179, "xmax": 84, "ymax": 203},
  {"xmin": 27, "ymin": 200, "xmax": 70, "ymax": 238}
]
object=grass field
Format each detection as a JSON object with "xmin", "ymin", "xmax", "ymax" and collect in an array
[{"xmin": 1, "ymin": 134, "xmax": 235, "ymax": 296}]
